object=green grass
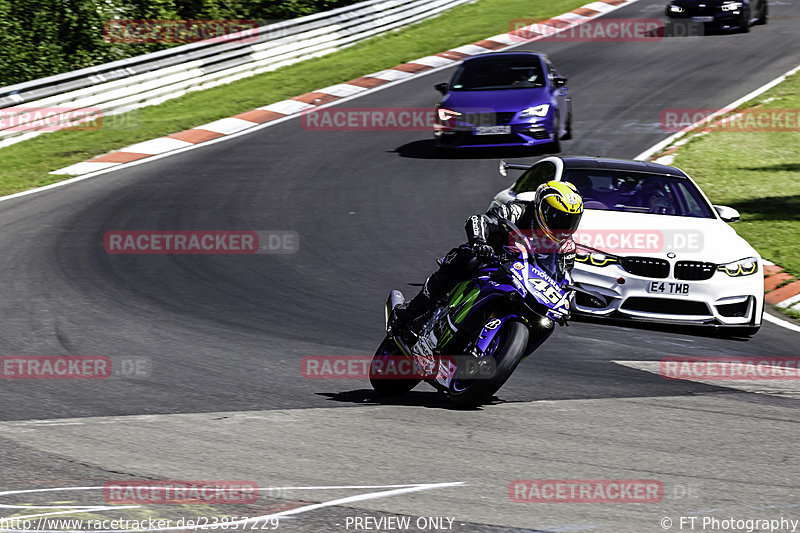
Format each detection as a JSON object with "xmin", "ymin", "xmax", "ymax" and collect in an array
[
  {"xmin": 781, "ymin": 307, "xmax": 800, "ymax": 321},
  {"xmin": 0, "ymin": 0, "xmax": 586, "ymax": 196},
  {"xmin": 672, "ymin": 71, "xmax": 800, "ymax": 277}
]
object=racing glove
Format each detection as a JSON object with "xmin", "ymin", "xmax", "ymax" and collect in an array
[{"xmin": 472, "ymin": 242, "xmax": 497, "ymax": 262}]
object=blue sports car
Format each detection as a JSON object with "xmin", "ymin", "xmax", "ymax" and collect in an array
[{"xmin": 433, "ymin": 51, "xmax": 572, "ymax": 152}]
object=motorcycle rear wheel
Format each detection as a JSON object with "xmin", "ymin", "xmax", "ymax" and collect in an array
[{"xmin": 369, "ymin": 336, "xmax": 421, "ymax": 396}]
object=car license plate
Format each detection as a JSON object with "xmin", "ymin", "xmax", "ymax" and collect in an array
[
  {"xmin": 692, "ymin": 16, "xmax": 714, "ymax": 22},
  {"xmin": 647, "ymin": 281, "xmax": 690, "ymax": 295},
  {"xmin": 474, "ymin": 125, "xmax": 511, "ymax": 135}
]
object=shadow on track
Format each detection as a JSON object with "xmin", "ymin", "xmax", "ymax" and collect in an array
[
  {"xmin": 390, "ymin": 139, "xmax": 556, "ymax": 160},
  {"xmin": 316, "ymin": 390, "xmax": 505, "ymax": 410},
  {"xmin": 653, "ymin": 22, "xmax": 757, "ymax": 39},
  {"xmin": 572, "ymin": 314, "xmax": 758, "ymax": 341}
]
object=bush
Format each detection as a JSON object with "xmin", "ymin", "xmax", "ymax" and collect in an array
[{"xmin": 0, "ymin": 0, "xmax": 362, "ymax": 87}]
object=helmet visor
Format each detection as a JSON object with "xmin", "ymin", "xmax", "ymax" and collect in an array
[{"xmin": 542, "ymin": 204, "xmax": 581, "ymax": 237}]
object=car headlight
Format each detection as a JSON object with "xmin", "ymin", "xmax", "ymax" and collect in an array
[
  {"xmin": 668, "ymin": 4, "xmax": 685, "ymax": 13},
  {"xmin": 576, "ymin": 252, "xmax": 619, "ymax": 267},
  {"xmin": 721, "ymin": 1, "xmax": 743, "ymax": 11},
  {"xmin": 717, "ymin": 257, "xmax": 758, "ymax": 277},
  {"xmin": 437, "ymin": 108, "xmax": 462, "ymax": 121},
  {"xmin": 519, "ymin": 104, "xmax": 550, "ymax": 118}
]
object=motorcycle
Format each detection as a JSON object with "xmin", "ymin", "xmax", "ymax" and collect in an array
[{"xmin": 370, "ymin": 220, "xmax": 574, "ymax": 407}]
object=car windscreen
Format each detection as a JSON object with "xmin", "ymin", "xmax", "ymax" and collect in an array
[
  {"xmin": 562, "ymin": 170, "xmax": 715, "ymax": 218},
  {"xmin": 450, "ymin": 58, "xmax": 546, "ymax": 91},
  {"xmin": 512, "ymin": 161, "xmax": 557, "ymax": 193}
]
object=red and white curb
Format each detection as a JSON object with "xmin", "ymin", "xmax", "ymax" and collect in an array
[
  {"xmin": 764, "ymin": 263, "xmax": 800, "ymax": 312},
  {"xmin": 51, "ymin": 0, "xmax": 638, "ymax": 176}
]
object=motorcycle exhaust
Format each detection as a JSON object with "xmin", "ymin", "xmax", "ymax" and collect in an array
[{"xmin": 384, "ymin": 290, "xmax": 406, "ymax": 329}]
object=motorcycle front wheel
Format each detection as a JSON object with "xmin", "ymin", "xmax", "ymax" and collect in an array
[{"xmin": 447, "ymin": 320, "xmax": 529, "ymax": 408}]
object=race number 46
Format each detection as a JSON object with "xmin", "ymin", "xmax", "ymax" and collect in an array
[{"xmin": 531, "ymin": 279, "xmax": 562, "ymax": 304}]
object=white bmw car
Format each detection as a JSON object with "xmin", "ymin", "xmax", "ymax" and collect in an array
[{"xmin": 493, "ymin": 156, "xmax": 764, "ymax": 336}]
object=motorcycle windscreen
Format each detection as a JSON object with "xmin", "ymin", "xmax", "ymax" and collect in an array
[{"xmin": 532, "ymin": 252, "xmax": 565, "ymax": 282}]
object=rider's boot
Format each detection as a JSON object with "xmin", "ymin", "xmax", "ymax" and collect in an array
[{"xmin": 389, "ymin": 286, "xmax": 435, "ymax": 344}]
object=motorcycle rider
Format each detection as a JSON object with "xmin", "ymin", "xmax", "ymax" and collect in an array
[{"xmin": 390, "ymin": 180, "xmax": 584, "ymax": 337}]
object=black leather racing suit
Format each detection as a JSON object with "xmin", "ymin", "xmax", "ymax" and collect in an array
[{"xmin": 398, "ymin": 201, "xmax": 576, "ymax": 323}]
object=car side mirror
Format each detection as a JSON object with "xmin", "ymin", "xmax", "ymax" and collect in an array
[
  {"xmin": 435, "ymin": 82, "xmax": 449, "ymax": 95},
  {"xmin": 714, "ymin": 205, "xmax": 740, "ymax": 223},
  {"xmin": 553, "ymin": 77, "xmax": 568, "ymax": 87}
]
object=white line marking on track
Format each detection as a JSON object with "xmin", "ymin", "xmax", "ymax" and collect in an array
[
  {"xmin": 634, "ymin": 63, "xmax": 800, "ymax": 161},
  {"xmin": 0, "ymin": 483, "xmax": 466, "ymax": 533},
  {"xmin": 763, "ymin": 313, "xmax": 800, "ymax": 334},
  {"xmin": 0, "ymin": 507, "xmax": 141, "ymax": 520},
  {"xmin": 49, "ymin": 162, "xmax": 118, "ymax": 175}
]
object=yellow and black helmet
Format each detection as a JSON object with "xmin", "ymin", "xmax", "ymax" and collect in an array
[{"xmin": 533, "ymin": 180, "xmax": 584, "ymax": 244}]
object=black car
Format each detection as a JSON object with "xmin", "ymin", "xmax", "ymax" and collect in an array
[{"xmin": 665, "ymin": 0, "xmax": 768, "ymax": 33}]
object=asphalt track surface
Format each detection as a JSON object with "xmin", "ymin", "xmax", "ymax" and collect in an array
[{"xmin": 1, "ymin": 1, "xmax": 800, "ymax": 532}]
